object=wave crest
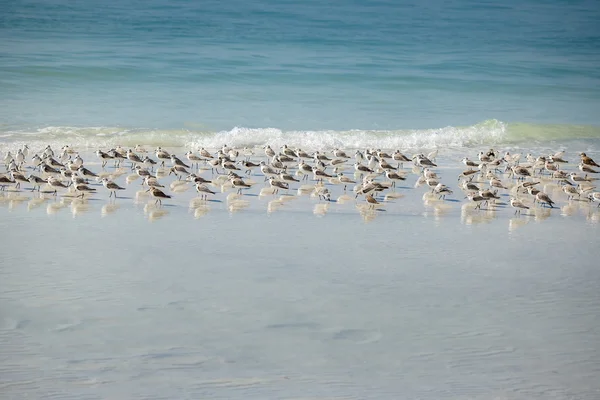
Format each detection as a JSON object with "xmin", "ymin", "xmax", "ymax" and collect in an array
[{"xmin": 1, "ymin": 120, "xmax": 598, "ymax": 152}]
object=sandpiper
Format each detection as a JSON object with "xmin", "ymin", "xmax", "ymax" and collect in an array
[
  {"xmin": 337, "ymin": 173, "xmax": 355, "ymax": 191},
  {"xmin": 127, "ymin": 149, "xmax": 144, "ymax": 169},
  {"xmin": 466, "ymin": 192, "xmax": 486, "ymax": 209},
  {"xmin": 535, "ymin": 192, "xmax": 555, "ymax": 208},
  {"xmin": 27, "ymin": 174, "xmax": 46, "ymax": 192},
  {"xmin": 510, "ymin": 197, "xmax": 529, "ymax": 215},
  {"xmin": 147, "ymin": 187, "xmax": 171, "ymax": 205},
  {"xmin": 562, "ymin": 184, "xmax": 580, "ymax": 200},
  {"xmin": 195, "ymin": 183, "xmax": 215, "ymax": 200},
  {"xmin": 74, "ymin": 183, "xmax": 96, "ymax": 198},
  {"xmin": 0, "ymin": 174, "xmax": 15, "ymax": 191},
  {"xmin": 101, "ymin": 178, "xmax": 125, "ymax": 198},
  {"xmin": 434, "ymin": 183, "xmax": 453, "ymax": 199},
  {"xmin": 580, "ymin": 153, "xmax": 600, "ymax": 167},
  {"xmin": 588, "ymin": 192, "xmax": 600, "ymax": 207},
  {"xmin": 268, "ymin": 176, "xmax": 289, "ymax": 194},
  {"xmin": 46, "ymin": 176, "xmax": 68, "ymax": 195},
  {"xmin": 230, "ymin": 176, "xmax": 252, "ymax": 194},
  {"xmin": 96, "ymin": 150, "xmax": 113, "ymax": 168},
  {"xmin": 155, "ymin": 147, "xmax": 171, "ymax": 166},
  {"xmin": 185, "ymin": 151, "xmax": 203, "ymax": 169},
  {"xmin": 365, "ymin": 194, "xmax": 380, "ymax": 209}
]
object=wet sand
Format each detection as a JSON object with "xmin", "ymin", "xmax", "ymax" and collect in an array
[{"xmin": 1, "ymin": 147, "xmax": 600, "ymax": 399}]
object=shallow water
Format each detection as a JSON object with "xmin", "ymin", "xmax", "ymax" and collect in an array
[{"xmin": 1, "ymin": 205, "xmax": 600, "ymax": 399}]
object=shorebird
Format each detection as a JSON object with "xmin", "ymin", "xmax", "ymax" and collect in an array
[
  {"xmin": 297, "ymin": 161, "xmax": 313, "ymax": 180},
  {"xmin": 314, "ymin": 151, "xmax": 331, "ymax": 161},
  {"xmin": 195, "ymin": 183, "xmax": 215, "ymax": 200},
  {"xmin": 169, "ymin": 165, "xmax": 189, "ymax": 179},
  {"xmin": 434, "ymin": 183, "xmax": 453, "ymax": 199},
  {"xmin": 580, "ymin": 153, "xmax": 600, "ymax": 167},
  {"xmin": 414, "ymin": 154, "xmax": 437, "ymax": 168},
  {"xmin": 187, "ymin": 174, "xmax": 212, "ymax": 185},
  {"xmin": 479, "ymin": 189, "xmax": 500, "ymax": 204},
  {"xmin": 510, "ymin": 166, "xmax": 532, "ymax": 180},
  {"xmin": 365, "ymin": 194, "xmax": 380, "ymax": 209},
  {"xmin": 588, "ymin": 192, "xmax": 600, "ymax": 207},
  {"xmin": 337, "ymin": 173, "xmax": 356, "ymax": 191},
  {"xmin": 198, "ymin": 148, "xmax": 213, "ymax": 159},
  {"xmin": 461, "ymin": 180, "xmax": 480, "ymax": 192},
  {"xmin": 59, "ymin": 167, "xmax": 74, "ymax": 180},
  {"xmin": 312, "ymin": 166, "xmax": 332, "ymax": 182},
  {"xmin": 74, "ymin": 183, "xmax": 96, "ymax": 198},
  {"xmin": 238, "ymin": 160, "xmax": 260, "ymax": 175},
  {"xmin": 289, "ymin": 148, "xmax": 306, "ymax": 159},
  {"xmin": 510, "ymin": 197, "xmax": 529, "ymax": 215},
  {"xmin": 270, "ymin": 156, "xmax": 285, "ymax": 171},
  {"xmin": 101, "ymin": 178, "xmax": 125, "ymax": 198},
  {"xmin": 264, "ymin": 145, "xmax": 276, "ymax": 159},
  {"xmin": 281, "ymin": 144, "xmax": 298, "ymax": 158},
  {"xmin": 392, "ymin": 150, "xmax": 411, "ymax": 168},
  {"xmin": 27, "ymin": 174, "xmax": 46, "ymax": 191},
  {"xmin": 78, "ymin": 166, "xmax": 98, "ymax": 179},
  {"xmin": 126, "ymin": 149, "xmax": 143, "ymax": 168},
  {"xmin": 377, "ymin": 150, "xmax": 392, "ymax": 160},
  {"xmin": 0, "ymin": 174, "xmax": 15, "ymax": 190},
  {"xmin": 142, "ymin": 156, "xmax": 157, "ymax": 171},
  {"xmin": 268, "ymin": 176, "xmax": 289, "ymax": 194},
  {"xmin": 570, "ymin": 172, "xmax": 596, "ymax": 185},
  {"xmin": 96, "ymin": 150, "xmax": 113, "ymax": 168},
  {"xmin": 526, "ymin": 186, "xmax": 541, "ymax": 198},
  {"xmin": 10, "ymin": 171, "xmax": 29, "ymax": 189},
  {"xmin": 108, "ymin": 149, "xmax": 126, "ymax": 167},
  {"xmin": 143, "ymin": 176, "xmax": 164, "ymax": 188},
  {"xmin": 461, "ymin": 157, "xmax": 479, "ymax": 168},
  {"xmin": 31, "ymin": 154, "xmax": 43, "ymax": 170},
  {"xmin": 489, "ymin": 177, "xmax": 508, "ymax": 190},
  {"xmin": 579, "ymin": 163, "xmax": 599, "ymax": 175},
  {"xmin": 562, "ymin": 184, "xmax": 580, "ymax": 200},
  {"xmin": 155, "ymin": 147, "xmax": 171, "ymax": 166},
  {"xmin": 3, "ymin": 151, "xmax": 13, "ymax": 168},
  {"xmin": 72, "ymin": 154, "xmax": 84, "ymax": 168},
  {"xmin": 466, "ymin": 192, "xmax": 486, "ymax": 209},
  {"xmin": 425, "ymin": 178, "xmax": 440, "ymax": 192},
  {"xmin": 458, "ymin": 169, "xmax": 478, "ymax": 182},
  {"xmin": 171, "ymin": 154, "xmax": 190, "ymax": 169},
  {"xmin": 333, "ymin": 148, "xmax": 350, "ymax": 158},
  {"xmin": 354, "ymin": 162, "xmax": 373, "ymax": 175},
  {"xmin": 355, "ymin": 150, "xmax": 365, "ymax": 163},
  {"xmin": 146, "ymin": 187, "xmax": 171, "ymax": 205},
  {"xmin": 45, "ymin": 156, "xmax": 64, "ymax": 168},
  {"xmin": 279, "ymin": 171, "xmax": 300, "ymax": 183},
  {"xmin": 15, "ymin": 149, "xmax": 25, "ymax": 167},
  {"xmin": 379, "ymin": 158, "xmax": 397, "ymax": 171},
  {"xmin": 46, "ymin": 176, "xmax": 68, "ymax": 195},
  {"xmin": 43, "ymin": 145, "xmax": 54, "ymax": 158},
  {"xmin": 184, "ymin": 151, "xmax": 202, "ymax": 170},
  {"xmin": 535, "ymin": 192, "xmax": 555, "ymax": 208},
  {"xmin": 260, "ymin": 161, "xmax": 279, "ymax": 180},
  {"xmin": 230, "ymin": 176, "xmax": 252, "ymax": 194}
]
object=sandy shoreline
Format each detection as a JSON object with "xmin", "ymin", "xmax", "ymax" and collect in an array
[
  {"xmin": 1, "ymin": 146, "xmax": 599, "ymax": 225},
  {"xmin": 2, "ymin": 145, "xmax": 600, "ymax": 398}
]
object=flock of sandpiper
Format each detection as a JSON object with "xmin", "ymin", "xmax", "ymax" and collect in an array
[{"xmin": 1, "ymin": 143, "xmax": 600, "ymax": 218}]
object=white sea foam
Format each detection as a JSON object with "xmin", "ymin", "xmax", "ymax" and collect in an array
[{"xmin": 1, "ymin": 120, "xmax": 599, "ymax": 154}]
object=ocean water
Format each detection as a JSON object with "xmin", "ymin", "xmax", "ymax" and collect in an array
[
  {"xmin": 2, "ymin": 2, "xmax": 600, "ymax": 399},
  {"xmin": 2, "ymin": 208, "xmax": 600, "ymax": 399},
  {"xmin": 1, "ymin": 0, "xmax": 600, "ymax": 151}
]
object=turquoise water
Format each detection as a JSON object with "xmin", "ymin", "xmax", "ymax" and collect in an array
[{"xmin": 1, "ymin": 0, "xmax": 599, "ymax": 142}]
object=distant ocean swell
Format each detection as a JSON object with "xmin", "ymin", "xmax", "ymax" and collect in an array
[{"xmin": 1, "ymin": 120, "xmax": 599, "ymax": 152}]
